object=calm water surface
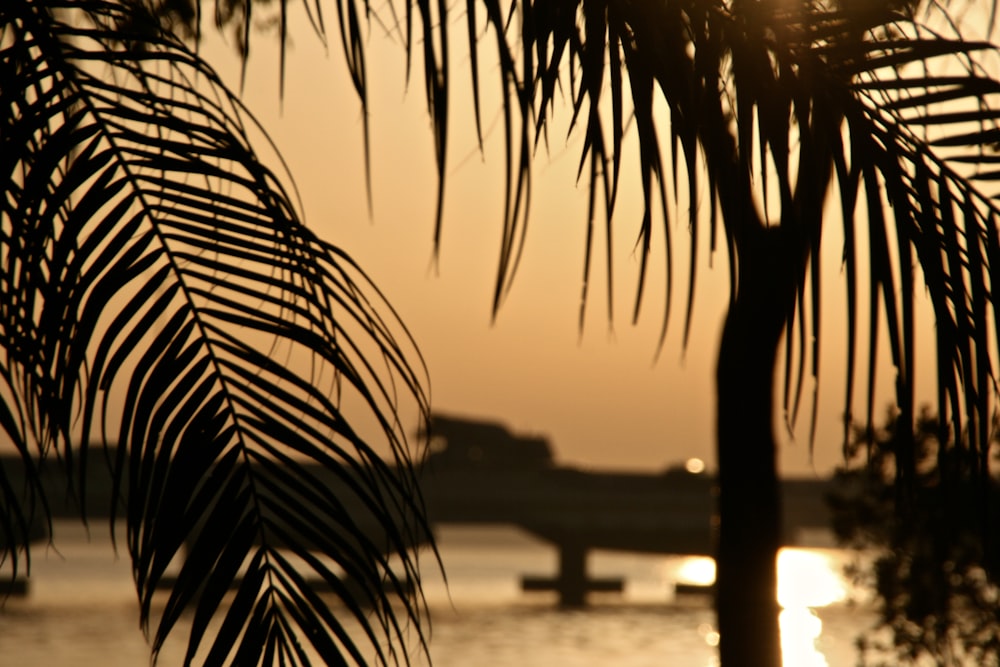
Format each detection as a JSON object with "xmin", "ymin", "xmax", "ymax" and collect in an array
[{"xmin": 0, "ymin": 523, "xmax": 875, "ymax": 666}]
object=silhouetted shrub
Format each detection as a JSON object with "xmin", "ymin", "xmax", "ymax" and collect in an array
[{"xmin": 830, "ymin": 406, "xmax": 1000, "ymax": 666}]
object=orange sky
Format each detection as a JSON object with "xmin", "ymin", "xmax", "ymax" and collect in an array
[{"xmin": 200, "ymin": 9, "xmax": 932, "ymax": 477}]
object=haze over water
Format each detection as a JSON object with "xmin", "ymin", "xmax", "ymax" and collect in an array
[{"xmin": 0, "ymin": 522, "xmax": 876, "ymax": 666}]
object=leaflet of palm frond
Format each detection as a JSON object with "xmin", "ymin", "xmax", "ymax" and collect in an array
[{"xmin": 2, "ymin": 2, "xmax": 431, "ymax": 665}]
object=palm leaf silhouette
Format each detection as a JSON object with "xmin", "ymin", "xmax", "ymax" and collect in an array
[{"xmin": 2, "ymin": 2, "xmax": 431, "ymax": 665}]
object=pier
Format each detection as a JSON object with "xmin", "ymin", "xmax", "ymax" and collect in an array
[
  {"xmin": 416, "ymin": 415, "xmax": 835, "ymax": 605},
  {"xmin": 0, "ymin": 414, "xmax": 837, "ymax": 605}
]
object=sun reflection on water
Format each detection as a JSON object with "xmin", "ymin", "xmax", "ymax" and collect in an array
[
  {"xmin": 781, "ymin": 607, "xmax": 827, "ymax": 666},
  {"xmin": 676, "ymin": 547, "xmax": 849, "ymax": 666}
]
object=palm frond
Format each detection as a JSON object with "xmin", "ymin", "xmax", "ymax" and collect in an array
[
  {"xmin": 830, "ymin": 23, "xmax": 1000, "ymax": 478},
  {"xmin": 1, "ymin": 1, "xmax": 431, "ymax": 664},
  {"xmin": 433, "ymin": 0, "xmax": 1000, "ymax": 478}
]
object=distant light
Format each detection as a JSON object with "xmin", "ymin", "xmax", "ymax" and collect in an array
[
  {"xmin": 685, "ymin": 457, "xmax": 706, "ymax": 474},
  {"xmin": 678, "ymin": 556, "xmax": 716, "ymax": 586},
  {"xmin": 677, "ymin": 549, "xmax": 847, "ymax": 607}
]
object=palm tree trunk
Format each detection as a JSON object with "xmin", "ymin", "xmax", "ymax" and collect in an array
[{"xmin": 715, "ymin": 225, "xmax": 800, "ymax": 667}]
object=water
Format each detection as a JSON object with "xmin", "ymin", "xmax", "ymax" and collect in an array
[{"xmin": 0, "ymin": 523, "xmax": 875, "ymax": 666}]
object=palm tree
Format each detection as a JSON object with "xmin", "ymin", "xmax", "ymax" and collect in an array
[
  {"xmin": 2, "ymin": 2, "xmax": 433, "ymax": 665},
  {"xmin": 254, "ymin": 0, "xmax": 1000, "ymax": 662},
  {"xmin": 234, "ymin": 0, "xmax": 1000, "ymax": 664}
]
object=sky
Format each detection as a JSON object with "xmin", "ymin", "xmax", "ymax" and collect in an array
[{"xmin": 199, "ymin": 7, "xmax": 931, "ymax": 477}]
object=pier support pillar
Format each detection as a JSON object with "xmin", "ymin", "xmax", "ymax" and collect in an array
[
  {"xmin": 557, "ymin": 542, "xmax": 587, "ymax": 606},
  {"xmin": 521, "ymin": 541, "xmax": 623, "ymax": 606}
]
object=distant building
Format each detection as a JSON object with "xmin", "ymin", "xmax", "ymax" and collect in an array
[{"xmin": 424, "ymin": 414, "xmax": 553, "ymax": 471}]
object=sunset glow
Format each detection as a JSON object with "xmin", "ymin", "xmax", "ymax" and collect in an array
[
  {"xmin": 680, "ymin": 549, "xmax": 848, "ymax": 664},
  {"xmin": 677, "ymin": 549, "xmax": 847, "ymax": 606}
]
